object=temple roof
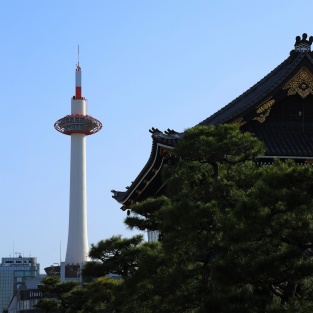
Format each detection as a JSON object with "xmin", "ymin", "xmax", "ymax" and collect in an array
[
  {"xmin": 111, "ymin": 128, "xmax": 180, "ymax": 206},
  {"xmin": 112, "ymin": 34, "xmax": 313, "ymax": 206},
  {"xmin": 253, "ymin": 123, "xmax": 313, "ymax": 157},
  {"xmin": 199, "ymin": 50, "xmax": 313, "ymax": 126}
]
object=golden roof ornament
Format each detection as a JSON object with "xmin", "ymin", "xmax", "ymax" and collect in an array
[{"xmin": 283, "ymin": 67, "xmax": 313, "ymax": 99}]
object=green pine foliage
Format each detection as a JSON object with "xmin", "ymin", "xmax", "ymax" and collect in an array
[
  {"xmin": 35, "ymin": 276, "xmax": 79, "ymax": 313},
  {"xmin": 83, "ymin": 235, "xmax": 144, "ymax": 279},
  {"xmin": 43, "ymin": 125, "xmax": 313, "ymax": 312}
]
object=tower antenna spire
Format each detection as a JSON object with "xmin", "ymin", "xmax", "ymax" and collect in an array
[{"xmin": 78, "ymin": 45, "xmax": 80, "ymax": 67}]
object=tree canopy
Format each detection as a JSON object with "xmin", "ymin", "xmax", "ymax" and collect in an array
[{"xmin": 41, "ymin": 125, "xmax": 313, "ymax": 312}]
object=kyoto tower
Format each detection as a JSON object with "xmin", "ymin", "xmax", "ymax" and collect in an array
[{"xmin": 54, "ymin": 55, "xmax": 102, "ymax": 264}]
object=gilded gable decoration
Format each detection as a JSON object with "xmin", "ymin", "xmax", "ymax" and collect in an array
[
  {"xmin": 231, "ymin": 117, "xmax": 246, "ymax": 127},
  {"xmin": 253, "ymin": 99, "xmax": 275, "ymax": 123},
  {"xmin": 256, "ymin": 99, "xmax": 275, "ymax": 114},
  {"xmin": 283, "ymin": 67, "xmax": 313, "ymax": 99}
]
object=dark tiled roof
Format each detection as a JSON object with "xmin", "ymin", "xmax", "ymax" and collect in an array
[
  {"xmin": 199, "ymin": 52, "xmax": 313, "ymax": 126},
  {"xmin": 253, "ymin": 123, "xmax": 313, "ymax": 157},
  {"xmin": 111, "ymin": 129, "xmax": 180, "ymax": 205},
  {"xmin": 113, "ymin": 35, "xmax": 313, "ymax": 206}
]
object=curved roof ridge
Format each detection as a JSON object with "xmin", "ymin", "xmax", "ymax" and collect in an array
[
  {"xmin": 112, "ymin": 128, "xmax": 179, "ymax": 204},
  {"xmin": 111, "ymin": 130, "xmax": 157, "ymax": 202},
  {"xmin": 305, "ymin": 52, "xmax": 313, "ymax": 63},
  {"xmin": 198, "ymin": 52, "xmax": 307, "ymax": 125}
]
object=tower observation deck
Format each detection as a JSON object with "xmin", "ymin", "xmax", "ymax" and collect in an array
[
  {"xmin": 55, "ymin": 66, "xmax": 102, "ymax": 136},
  {"xmin": 54, "ymin": 62, "xmax": 102, "ymax": 265}
]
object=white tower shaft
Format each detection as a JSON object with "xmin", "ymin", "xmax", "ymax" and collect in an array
[
  {"xmin": 66, "ymin": 69, "xmax": 88, "ymax": 264},
  {"xmin": 66, "ymin": 131, "xmax": 88, "ymax": 264}
]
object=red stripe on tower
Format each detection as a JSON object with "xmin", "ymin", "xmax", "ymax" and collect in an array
[{"xmin": 75, "ymin": 65, "xmax": 82, "ymax": 99}]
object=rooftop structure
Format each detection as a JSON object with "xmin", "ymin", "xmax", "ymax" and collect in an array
[
  {"xmin": 6, "ymin": 275, "xmax": 51, "ymax": 313},
  {"xmin": 112, "ymin": 33, "xmax": 313, "ymax": 220}
]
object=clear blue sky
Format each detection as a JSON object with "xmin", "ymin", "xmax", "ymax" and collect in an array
[{"xmin": 0, "ymin": 1, "xmax": 312, "ymax": 272}]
